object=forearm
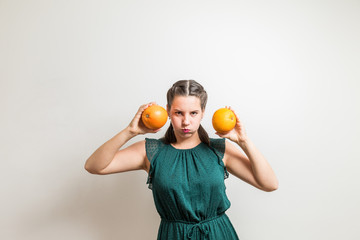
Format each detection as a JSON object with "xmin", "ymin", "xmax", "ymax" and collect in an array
[
  {"xmin": 237, "ymin": 138, "xmax": 278, "ymax": 191},
  {"xmin": 84, "ymin": 127, "xmax": 136, "ymax": 173}
]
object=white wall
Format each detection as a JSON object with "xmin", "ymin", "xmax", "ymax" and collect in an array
[{"xmin": 1, "ymin": 0, "xmax": 359, "ymax": 239}]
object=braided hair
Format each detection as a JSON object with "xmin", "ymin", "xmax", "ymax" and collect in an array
[{"xmin": 161, "ymin": 80, "xmax": 210, "ymax": 146}]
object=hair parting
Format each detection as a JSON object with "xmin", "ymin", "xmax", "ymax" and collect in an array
[{"xmin": 161, "ymin": 80, "xmax": 210, "ymax": 146}]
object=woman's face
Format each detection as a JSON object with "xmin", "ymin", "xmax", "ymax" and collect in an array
[{"xmin": 167, "ymin": 95, "xmax": 204, "ymax": 139}]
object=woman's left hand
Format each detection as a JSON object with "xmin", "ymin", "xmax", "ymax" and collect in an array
[{"xmin": 215, "ymin": 106, "xmax": 248, "ymax": 144}]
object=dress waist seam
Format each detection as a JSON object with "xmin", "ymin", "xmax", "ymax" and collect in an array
[{"xmin": 161, "ymin": 213, "xmax": 226, "ymax": 225}]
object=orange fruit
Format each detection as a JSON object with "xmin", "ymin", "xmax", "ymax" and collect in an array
[
  {"xmin": 212, "ymin": 108, "xmax": 236, "ymax": 133},
  {"xmin": 141, "ymin": 105, "xmax": 168, "ymax": 129}
]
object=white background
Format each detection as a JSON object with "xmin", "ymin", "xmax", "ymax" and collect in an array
[{"xmin": 1, "ymin": 0, "xmax": 359, "ymax": 239}]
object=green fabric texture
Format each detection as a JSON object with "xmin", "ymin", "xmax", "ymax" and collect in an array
[{"xmin": 145, "ymin": 137, "xmax": 239, "ymax": 240}]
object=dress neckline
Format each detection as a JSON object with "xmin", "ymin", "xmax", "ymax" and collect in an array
[{"xmin": 169, "ymin": 142, "xmax": 204, "ymax": 151}]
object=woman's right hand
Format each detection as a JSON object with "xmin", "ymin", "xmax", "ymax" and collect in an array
[{"xmin": 127, "ymin": 102, "xmax": 162, "ymax": 136}]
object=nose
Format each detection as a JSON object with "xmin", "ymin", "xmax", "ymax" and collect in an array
[{"xmin": 182, "ymin": 114, "xmax": 190, "ymax": 125}]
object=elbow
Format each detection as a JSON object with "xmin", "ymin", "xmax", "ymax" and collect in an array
[
  {"xmin": 261, "ymin": 181, "xmax": 279, "ymax": 192},
  {"xmin": 84, "ymin": 162, "xmax": 101, "ymax": 175},
  {"xmin": 264, "ymin": 185, "xmax": 278, "ymax": 192},
  {"xmin": 84, "ymin": 164, "xmax": 94, "ymax": 174}
]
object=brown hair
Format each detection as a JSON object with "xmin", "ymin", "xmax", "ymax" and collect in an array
[{"xmin": 161, "ymin": 80, "xmax": 210, "ymax": 145}]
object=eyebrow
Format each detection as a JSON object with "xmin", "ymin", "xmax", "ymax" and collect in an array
[{"xmin": 173, "ymin": 109, "xmax": 200, "ymax": 112}]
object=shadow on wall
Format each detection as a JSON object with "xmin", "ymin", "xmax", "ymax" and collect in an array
[{"xmin": 15, "ymin": 169, "xmax": 160, "ymax": 240}]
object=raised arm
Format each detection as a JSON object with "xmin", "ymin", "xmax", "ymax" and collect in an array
[
  {"xmin": 84, "ymin": 102, "xmax": 160, "ymax": 175},
  {"xmin": 223, "ymin": 139, "xmax": 278, "ymax": 192},
  {"xmin": 215, "ymin": 106, "xmax": 279, "ymax": 192}
]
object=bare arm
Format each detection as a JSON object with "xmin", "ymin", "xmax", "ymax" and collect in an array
[
  {"xmin": 84, "ymin": 102, "xmax": 160, "ymax": 175},
  {"xmin": 224, "ymin": 140, "xmax": 278, "ymax": 192},
  {"xmin": 216, "ymin": 106, "xmax": 278, "ymax": 192}
]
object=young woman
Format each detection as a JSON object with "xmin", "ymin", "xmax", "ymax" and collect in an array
[{"xmin": 85, "ymin": 80, "xmax": 278, "ymax": 239}]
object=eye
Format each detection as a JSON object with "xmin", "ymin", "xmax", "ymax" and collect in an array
[
  {"xmin": 175, "ymin": 112, "xmax": 182, "ymax": 115},
  {"xmin": 191, "ymin": 112, "xmax": 198, "ymax": 116}
]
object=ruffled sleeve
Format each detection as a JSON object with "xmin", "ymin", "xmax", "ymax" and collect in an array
[
  {"xmin": 209, "ymin": 138, "xmax": 229, "ymax": 180},
  {"xmin": 145, "ymin": 138, "xmax": 165, "ymax": 189}
]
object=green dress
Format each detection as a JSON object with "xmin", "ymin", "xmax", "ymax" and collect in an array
[{"xmin": 145, "ymin": 137, "xmax": 239, "ymax": 240}]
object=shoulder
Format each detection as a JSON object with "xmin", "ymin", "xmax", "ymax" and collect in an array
[
  {"xmin": 144, "ymin": 137, "xmax": 166, "ymax": 162},
  {"xmin": 145, "ymin": 137, "xmax": 166, "ymax": 149},
  {"xmin": 209, "ymin": 138, "xmax": 226, "ymax": 151},
  {"xmin": 209, "ymin": 138, "xmax": 223, "ymax": 143},
  {"xmin": 208, "ymin": 138, "xmax": 226, "ymax": 159},
  {"xmin": 208, "ymin": 138, "xmax": 244, "ymax": 166}
]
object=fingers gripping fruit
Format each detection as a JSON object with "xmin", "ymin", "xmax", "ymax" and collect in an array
[
  {"xmin": 212, "ymin": 108, "xmax": 236, "ymax": 133},
  {"xmin": 141, "ymin": 105, "xmax": 168, "ymax": 129}
]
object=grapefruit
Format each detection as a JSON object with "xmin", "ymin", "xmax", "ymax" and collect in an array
[
  {"xmin": 212, "ymin": 108, "xmax": 236, "ymax": 133},
  {"xmin": 141, "ymin": 105, "xmax": 168, "ymax": 129}
]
